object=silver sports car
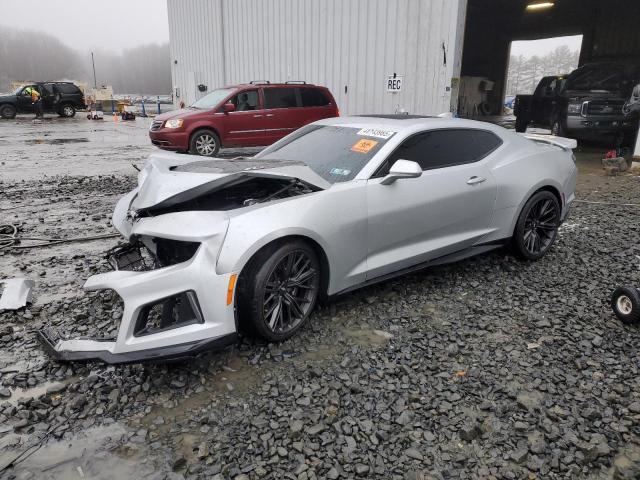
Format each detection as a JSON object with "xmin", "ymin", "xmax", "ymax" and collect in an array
[{"xmin": 40, "ymin": 115, "xmax": 577, "ymax": 363}]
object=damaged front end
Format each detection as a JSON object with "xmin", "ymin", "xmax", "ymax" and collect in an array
[
  {"xmin": 39, "ymin": 232, "xmax": 237, "ymax": 364},
  {"xmin": 38, "ymin": 153, "xmax": 327, "ymax": 364}
]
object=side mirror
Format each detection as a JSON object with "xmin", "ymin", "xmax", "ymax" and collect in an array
[
  {"xmin": 223, "ymin": 102, "xmax": 236, "ymax": 113},
  {"xmin": 381, "ymin": 159, "xmax": 422, "ymax": 185}
]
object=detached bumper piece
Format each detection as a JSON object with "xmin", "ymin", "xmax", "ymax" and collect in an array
[
  {"xmin": 39, "ymin": 240, "xmax": 238, "ymax": 365},
  {"xmin": 38, "ymin": 326, "xmax": 236, "ymax": 364}
]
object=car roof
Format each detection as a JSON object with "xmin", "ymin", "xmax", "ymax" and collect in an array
[
  {"xmin": 231, "ymin": 82, "xmax": 322, "ymax": 88},
  {"xmin": 313, "ymin": 115, "xmax": 508, "ymax": 134}
]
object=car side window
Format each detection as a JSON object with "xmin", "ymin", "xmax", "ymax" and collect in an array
[
  {"xmin": 229, "ymin": 90, "xmax": 259, "ymax": 111},
  {"xmin": 375, "ymin": 129, "xmax": 502, "ymax": 176},
  {"xmin": 264, "ymin": 87, "xmax": 299, "ymax": 109},
  {"xmin": 300, "ymin": 88, "xmax": 330, "ymax": 107}
]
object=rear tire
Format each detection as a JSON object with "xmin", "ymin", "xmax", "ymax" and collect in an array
[
  {"xmin": 237, "ymin": 240, "xmax": 320, "ymax": 342},
  {"xmin": 0, "ymin": 104, "xmax": 17, "ymax": 119},
  {"xmin": 611, "ymin": 287, "xmax": 640, "ymax": 324},
  {"xmin": 512, "ymin": 191, "xmax": 560, "ymax": 260},
  {"xmin": 515, "ymin": 116, "xmax": 528, "ymax": 133},
  {"xmin": 189, "ymin": 129, "xmax": 220, "ymax": 156},
  {"xmin": 59, "ymin": 104, "xmax": 76, "ymax": 117}
]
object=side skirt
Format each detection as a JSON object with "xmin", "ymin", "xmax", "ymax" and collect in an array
[{"xmin": 329, "ymin": 240, "xmax": 509, "ymax": 299}]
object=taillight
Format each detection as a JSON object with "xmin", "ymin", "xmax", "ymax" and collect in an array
[{"xmin": 336, "ymin": 108, "xmax": 341, "ymax": 117}]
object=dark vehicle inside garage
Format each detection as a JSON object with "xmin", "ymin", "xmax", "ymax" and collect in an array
[{"xmin": 459, "ymin": 0, "xmax": 640, "ymax": 144}]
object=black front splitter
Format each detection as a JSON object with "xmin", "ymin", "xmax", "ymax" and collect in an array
[{"xmin": 38, "ymin": 327, "xmax": 237, "ymax": 365}]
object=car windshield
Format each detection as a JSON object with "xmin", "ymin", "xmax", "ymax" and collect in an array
[
  {"xmin": 191, "ymin": 88, "xmax": 234, "ymax": 109},
  {"xmin": 256, "ymin": 124, "xmax": 394, "ymax": 183}
]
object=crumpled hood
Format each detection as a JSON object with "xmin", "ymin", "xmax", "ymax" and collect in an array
[{"xmin": 132, "ymin": 151, "xmax": 331, "ymax": 211}]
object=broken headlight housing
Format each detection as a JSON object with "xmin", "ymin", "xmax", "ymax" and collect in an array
[{"xmin": 106, "ymin": 237, "xmax": 200, "ymax": 271}]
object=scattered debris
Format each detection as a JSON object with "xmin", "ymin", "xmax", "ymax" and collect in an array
[{"xmin": 0, "ymin": 277, "xmax": 34, "ymax": 310}]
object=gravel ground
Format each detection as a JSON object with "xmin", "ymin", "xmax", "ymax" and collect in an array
[{"xmin": 1, "ymin": 117, "xmax": 640, "ymax": 479}]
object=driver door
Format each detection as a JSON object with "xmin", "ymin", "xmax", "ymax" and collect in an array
[
  {"xmin": 364, "ymin": 129, "xmax": 499, "ymax": 280},
  {"xmin": 17, "ymin": 86, "xmax": 36, "ymax": 113},
  {"xmin": 217, "ymin": 89, "xmax": 266, "ymax": 146}
]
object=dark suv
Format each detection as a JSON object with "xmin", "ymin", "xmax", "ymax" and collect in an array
[
  {"xmin": 0, "ymin": 82, "xmax": 86, "ymax": 119},
  {"xmin": 150, "ymin": 81, "xmax": 339, "ymax": 156}
]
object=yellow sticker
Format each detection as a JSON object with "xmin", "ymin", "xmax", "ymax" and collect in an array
[{"xmin": 351, "ymin": 138, "xmax": 378, "ymax": 154}]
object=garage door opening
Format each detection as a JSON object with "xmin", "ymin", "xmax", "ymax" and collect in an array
[{"xmin": 505, "ymin": 34, "xmax": 583, "ymax": 109}]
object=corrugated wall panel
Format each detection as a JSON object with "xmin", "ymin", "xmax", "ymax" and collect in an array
[{"xmin": 167, "ymin": 0, "xmax": 466, "ymax": 114}]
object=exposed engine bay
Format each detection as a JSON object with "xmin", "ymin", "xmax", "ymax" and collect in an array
[{"xmin": 137, "ymin": 176, "xmax": 316, "ymax": 217}]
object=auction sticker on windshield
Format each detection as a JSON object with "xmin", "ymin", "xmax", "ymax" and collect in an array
[
  {"xmin": 357, "ymin": 128, "xmax": 396, "ymax": 140},
  {"xmin": 351, "ymin": 138, "xmax": 378, "ymax": 154}
]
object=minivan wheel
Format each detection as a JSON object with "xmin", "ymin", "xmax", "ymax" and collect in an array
[
  {"xmin": 189, "ymin": 129, "xmax": 220, "ymax": 156},
  {"xmin": 237, "ymin": 241, "xmax": 320, "ymax": 342},
  {"xmin": 59, "ymin": 104, "xmax": 76, "ymax": 117},
  {"xmin": 0, "ymin": 104, "xmax": 17, "ymax": 119},
  {"xmin": 512, "ymin": 191, "xmax": 560, "ymax": 260}
]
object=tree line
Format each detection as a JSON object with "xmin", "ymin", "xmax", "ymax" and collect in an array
[
  {"xmin": 505, "ymin": 45, "xmax": 580, "ymax": 96},
  {"xmin": 0, "ymin": 28, "xmax": 171, "ymax": 95}
]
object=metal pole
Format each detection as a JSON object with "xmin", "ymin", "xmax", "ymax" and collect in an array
[
  {"xmin": 157, "ymin": 96, "xmax": 161, "ymax": 115},
  {"xmin": 91, "ymin": 52, "xmax": 97, "ymax": 89}
]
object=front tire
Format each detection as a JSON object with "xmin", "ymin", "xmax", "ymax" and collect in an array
[
  {"xmin": 237, "ymin": 241, "xmax": 320, "ymax": 342},
  {"xmin": 611, "ymin": 287, "xmax": 640, "ymax": 324},
  {"xmin": 515, "ymin": 116, "xmax": 528, "ymax": 133},
  {"xmin": 59, "ymin": 104, "xmax": 76, "ymax": 117},
  {"xmin": 512, "ymin": 191, "xmax": 560, "ymax": 260},
  {"xmin": 0, "ymin": 104, "xmax": 17, "ymax": 119},
  {"xmin": 189, "ymin": 129, "xmax": 220, "ymax": 156}
]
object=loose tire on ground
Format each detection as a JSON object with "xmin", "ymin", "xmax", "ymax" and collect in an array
[
  {"xmin": 514, "ymin": 116, "xmax": 528, "ymax": 133},
  {"xmin": 237, "ymin": 240, "xmax": 321, "ymax": 342},
  {"xmin": 512, "ymin": 190, "xmax": 560, "ymax": 261},
  {"xmin": 611, "ymin": 286, "xmax": 640, "ymax": 324},
  {"xmin": 189, "ymin": 129, "xmax": 220, "ymax": 156},
  {"xmin": 0, "ymin": 104, "xmax": 17, "ymax": 119}
]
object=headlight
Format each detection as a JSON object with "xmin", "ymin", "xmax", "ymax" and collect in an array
[
  {"xmin": 567, "ymin": 103, "xmax": 582, "ymax": 114},
  {"xmin": 164, "ymin": 119, "xmax": 184, "ymax": 129}
]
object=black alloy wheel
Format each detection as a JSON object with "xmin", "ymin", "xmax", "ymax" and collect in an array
[
  {"xmin": 238, "ymin": 241, "xmax": 320, "ymax": 341},
  {"xmin": 513, "ymin": 191, "xmax": 560, "ymax": 260},
  {"xmin": 262, "ymin": 250, "xmax": 318, "ymax": 335}
]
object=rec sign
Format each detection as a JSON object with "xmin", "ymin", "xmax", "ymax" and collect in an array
[{"xmin": 386, "ymin": 74, "xmax": 404, "ymax": 93}]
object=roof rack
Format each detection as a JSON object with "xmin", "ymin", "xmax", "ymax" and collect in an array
[
  {"xmin": 285, "ymin": 80, "xmax": 306, "ymax": 84},
  {"xmin": 249, "ymin": 80, "xmax": 270, "ymax": 84}
]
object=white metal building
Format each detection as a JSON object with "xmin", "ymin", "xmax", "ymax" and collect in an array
[{"xmin": 167, "ymin": 0, "xmax": 467, "ymax": 116}]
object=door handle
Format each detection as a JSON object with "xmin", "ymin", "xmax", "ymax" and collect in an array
[
  {"xmin": 265, "ymin": 113, "xmax": 274, "ymax": 117},
  {"xmin": 253, "ymin": 114, "xmax": 263, "ymax": 118},
  {"xmin": 467, "ymin": 176, "xmax": 486, "ymax": 185}
]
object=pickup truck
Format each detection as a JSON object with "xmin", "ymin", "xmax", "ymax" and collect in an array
[{"xmin": 514, "ymin": 63, "xmax": 639, "ymax": 144}]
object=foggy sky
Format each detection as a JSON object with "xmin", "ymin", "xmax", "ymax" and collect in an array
[
  {"xmin": 0, "ymin": 0, "xmax": 169, "ymax": 52},
  {"xmin": 511, "ymin": 35, "xmax": 583, "ymax": 57}
]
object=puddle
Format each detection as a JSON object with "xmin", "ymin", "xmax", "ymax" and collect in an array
[
  {"xmin": 140, "ymin": 353, "xmax": 261, "ymax": 434},
  {"xmin": 25, "ymin": 138, "xmax": 89, "ymax": 145},
  {"xmin": 0, "ymin": 423, "xmax": 162, "ymax": 479},
  {"xmin": 342, "ymin": 328, "xmax": 394, "ymax": 347},
  {"xmin": 297, "ymin": 344, "xmax": 341, "ymax": 362}
]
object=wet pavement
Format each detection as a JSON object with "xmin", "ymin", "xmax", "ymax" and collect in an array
[{"xmin": 1, "ymin": 115, "xmax": 640, "ymax": 479}]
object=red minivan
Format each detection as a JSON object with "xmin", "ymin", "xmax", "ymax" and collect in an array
[{"xmin": 149, "ymin": 81, "xmax": 339, "ymax": 156}]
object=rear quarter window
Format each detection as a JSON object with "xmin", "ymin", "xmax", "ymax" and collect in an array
[
  {"xmin": 300, "ymin": 88, "xmax": 330, "ymax": 107},
  {"xmin": 57, "ymin": 84, "xmax": 81, "ymax": 94}
]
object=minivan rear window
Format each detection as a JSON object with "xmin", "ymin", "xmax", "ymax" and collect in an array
[
  {"xmin": 301, "ymin": 88, "xmax": 330, "ymax": 107},
  {"xmin": 264, "ymin": 88, "xmax": 298, "ymax": 109}
]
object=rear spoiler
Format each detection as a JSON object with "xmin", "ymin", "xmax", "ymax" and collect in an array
[{"xmin": 520, "ymin": 133, "xmax": 577, "ymax": 150}]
